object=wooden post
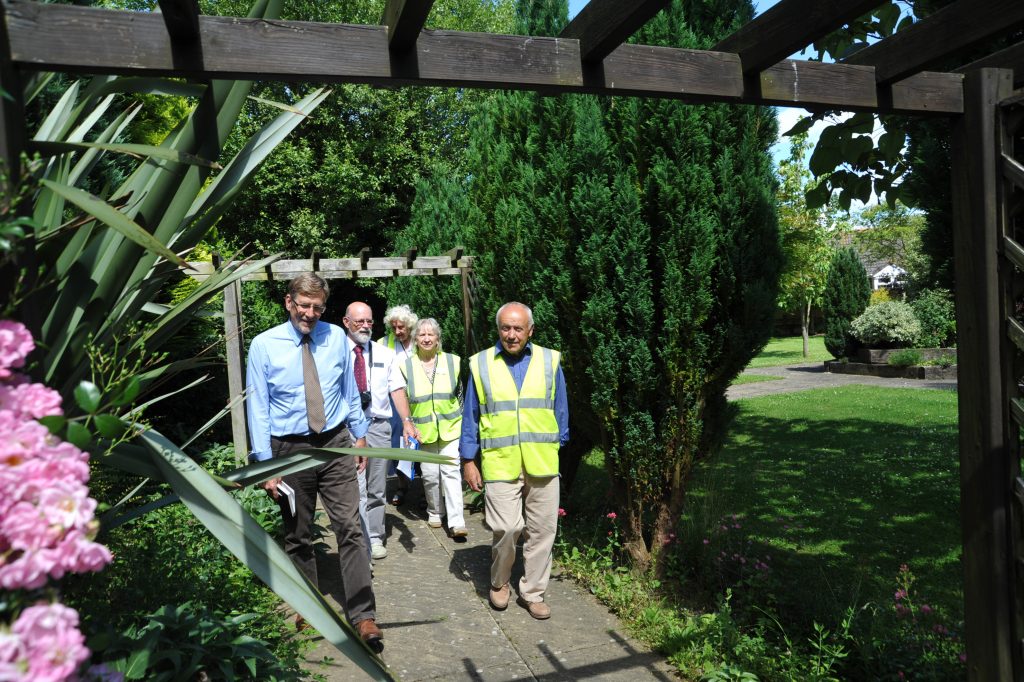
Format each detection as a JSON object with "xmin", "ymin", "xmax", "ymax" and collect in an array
[
  {"xmin": 951, "ymin": 67, "xmax": 1018, "ymax": 681},
  {"xmin": 215, "ymin": 252, "xmax": 249, "ymax": 462},
  {"xmin": 460, "ymin": 265, "xmax": 473, "ymax": 357}
]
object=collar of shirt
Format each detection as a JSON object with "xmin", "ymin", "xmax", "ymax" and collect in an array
[
  {"xmin": 492, "ymin": 340, "xmax": 533, "ymax": 361},
  {"xmin": 288, "ymin": 319, "xmax": 331, "ymax": 347}
]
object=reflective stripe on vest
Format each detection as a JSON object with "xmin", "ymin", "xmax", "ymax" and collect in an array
[
  {"xmin": 376, "ymin": 333, "xmax": 398, "ymax": 351},
  {"xmin": 403, "ymin": 352, "xmax": 462, "ymax": 443},
  {"xmin": 470, "ymin": 345, "xmax": 560, "ymax": 481}
]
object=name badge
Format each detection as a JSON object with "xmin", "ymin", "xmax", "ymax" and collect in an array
[{"xmin": 372, "ymin": 362, "xmax": 385, "ymax": 368}]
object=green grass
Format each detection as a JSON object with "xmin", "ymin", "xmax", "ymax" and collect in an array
[
  {"xmin": 560, "ymin": 383, "xmax": 962, "ymax": 679},
  {"xmin": 731, "ymin": 373, "xmax": 783, "ymax": 385},
  {"xmin": 746, "ymin": 335, "xmax": 832, "ymax": 368},
  {"xmin": 685, "ymin": 385, "xmax": 961, "ymax": 628}
]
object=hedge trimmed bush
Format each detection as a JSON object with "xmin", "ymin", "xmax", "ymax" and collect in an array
[
  {"xmin": 851, "ymin": 301, "xmax": 922, "ymax": 348},
  {"xmin": 823, "ymin": 248, "xmax": 871, "ymax": 359}
]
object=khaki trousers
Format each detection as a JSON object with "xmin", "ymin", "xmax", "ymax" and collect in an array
[{"xmin": 485, "ymin": 472, "xmax": 559, "ymax": 603}]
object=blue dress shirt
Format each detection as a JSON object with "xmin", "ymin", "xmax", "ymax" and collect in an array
[
  {"xmin": 246, "ymin": 320, "xmax": 370, "ymax": 462},
  {"xmin": 459, "ymin": 341, "xmax": 569, "ymax": 461}
]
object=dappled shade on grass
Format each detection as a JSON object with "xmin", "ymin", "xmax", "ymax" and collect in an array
[{"xmin": 685, "ymin": 385, "xmax": 961, "ymax": 630}]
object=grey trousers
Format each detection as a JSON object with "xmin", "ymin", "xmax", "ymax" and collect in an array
[
  {"xmin": 272, "ymin": 426, "xmax": 376, "ymax": 624},
  {"xmin": 358, "ymin": 418, "xmax": 392, "ymax": 546}
]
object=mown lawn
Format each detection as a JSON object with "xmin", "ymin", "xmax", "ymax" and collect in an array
[
  {"xmin": 745, "ymin": 335, "xmax": 832, "ymax": 368},
  {"xmin": 562, "ymin": 382, "xmax": 962, "ymax": 679},
  {"xmin": 685, "ymin": 384, "xmax": 961, "ymax": 629},
  {"xmin": 731, "ymin": 373, "xmax": 782, "ymax": 385}
]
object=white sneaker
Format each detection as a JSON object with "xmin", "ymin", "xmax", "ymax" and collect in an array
[
  {"xmin": 427, "ymin": 514, "xmax": 443, "ymax": 528},
  {"xmin": 370, "ymin": 541, "xmax": 388, "ymax": 560}
]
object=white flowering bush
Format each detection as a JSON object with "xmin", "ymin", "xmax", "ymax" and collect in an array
[
  {"xmin": 0, "ymin": 320, "xmax": 112, "ymax": 681},
  {"xmin": 851, "ymin": 301, "xmax": 922, "ymax": 348}
]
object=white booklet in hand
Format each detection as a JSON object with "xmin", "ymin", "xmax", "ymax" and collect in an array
[{"xmin": 277, "ymin": 481, "xmax": 296, "ymax": 516}]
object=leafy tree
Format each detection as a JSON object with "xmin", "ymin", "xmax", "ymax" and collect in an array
[
  {"xmin": 776, "ymin": 131, "xmax": 837, "ymax": 357},
  {"xmin": 213, "ymin": 0, "xmax": 516, "ymax": 262},
  {"xmin": 389, "ymin": 0, "xmax": 782, "ymax": 575},
  {"xmin": 852, "ymin": 201, "xmax": 926, "ymax": 291},
  {"xmin": 823, "ymin": 247, "xmax": 871, "ymax": 359}
]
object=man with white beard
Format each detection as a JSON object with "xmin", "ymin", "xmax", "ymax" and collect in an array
[{"xmin": 343, "ymin": 301, "xmax": 419, "ymax": 561}]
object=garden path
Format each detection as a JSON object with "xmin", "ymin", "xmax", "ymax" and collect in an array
[
  {"xmin": 301, "ymin": 482, "xmax": 677, "ymax": 682},
  {"xmin": 728, "ymin": 361, "xmax": 958, "ymax": 400}
]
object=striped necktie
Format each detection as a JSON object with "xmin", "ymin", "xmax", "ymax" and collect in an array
[{"xmin": 302, "ymin": 334, "xmax": 326, "ymax": 433}]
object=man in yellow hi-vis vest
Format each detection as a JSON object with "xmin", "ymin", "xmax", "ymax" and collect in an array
[{"xmin": 461, "ymin": 302, "xmax": 569, "ymax": 620}]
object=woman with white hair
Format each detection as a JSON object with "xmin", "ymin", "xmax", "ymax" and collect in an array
[
  {"xmin": 401, "ymin": 317, "xmax": 467, "ymax": 538},
  {"xmin": 378, "ymin": 304, "xmax": 418, "ymax": 360},
  {"xmin": 378, "ymin": 304, "xmax": 419, "ymax": 504}
]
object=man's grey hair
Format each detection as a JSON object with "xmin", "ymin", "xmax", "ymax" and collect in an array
[
  {"xmin": 288, "ymin": 272, "xmax": 329, "ymax": 300},
  {"xmin": 495, "ymin": 302, "xmax": 534, "ymax": 329},
  {"xmin": 412, "ymin": 317, "xmax": 443, "ymax": 351},
  {"xmin": 383, "ymin": 304, "xmax": 418, "ymax": 330}
]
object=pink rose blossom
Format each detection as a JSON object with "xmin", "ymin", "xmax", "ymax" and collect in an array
[
  {"xmin": 0, "ymin": 321, "xmax": 34, "ymax": 379},
  {"xmin": 920, "ymin": 604, "xmax": 933, "ymax": 614},
  {"xmin": 11, "ymin": 603, "xmax": 89, "ymax": 682},
  {"xmin": 0, "ymin": 381, "xmax": 63, "ymax": 420},
  {"xmin": 557, "ymin": 508, "xmax": 567, "ymax": 517},
  {"xmin": 606, "ymin": 512, "xmax": 617, "ymax": 520}
]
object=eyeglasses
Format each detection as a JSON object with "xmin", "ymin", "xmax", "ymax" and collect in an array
[
  {"xmin": 293, "ymin": 302, "xmax": 326, "ymax": 314},
  {"xmin": 348, "ymin": 318, "xmax": 374, "ymax": 326}
]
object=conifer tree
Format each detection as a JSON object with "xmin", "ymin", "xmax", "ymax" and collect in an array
[
  {"xmin": 389, "ymin": 0, "xmax": 781, "ymax": 574},
  {"xmin": 823, "ymin": 247, "xmax": 871, "ymax": 359}
]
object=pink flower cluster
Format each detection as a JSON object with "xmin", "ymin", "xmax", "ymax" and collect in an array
[
  {"xmin": 0, "ymin": 603, "xmax": 90, "ymax": 681},
  {"xmin": 1, "ymin": 321, "xmax": 112, "ymax": 680}
]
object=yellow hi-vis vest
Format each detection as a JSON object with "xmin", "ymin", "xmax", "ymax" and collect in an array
[
  {"xmin": 469, "ymin": 345, "xmax": 560, "ymax": 481},
  {"xmin": 377, "ymin": 333, "xmax": 398, "ymax": 350},
  {"xmin": 401, "ymin": 352, "xmax": 463, "ymax": 444}
]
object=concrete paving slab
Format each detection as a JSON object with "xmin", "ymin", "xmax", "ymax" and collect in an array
[{"xmin": 298, "ymin": 479, "xmax": 673, "ymax": 681}]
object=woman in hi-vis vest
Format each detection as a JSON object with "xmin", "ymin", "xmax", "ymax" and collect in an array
[{"xmin": 401, "ymin": 318, "xmax": 467, "ymax": 538}]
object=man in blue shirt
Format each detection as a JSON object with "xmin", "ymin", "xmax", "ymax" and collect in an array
[
  {"xmin": 246, "ymin": 273, "xmax": 383, "ymax": 651},
  {"xmin": 461, "ymin": 302, "xmax": 569, "ymax": 620}
]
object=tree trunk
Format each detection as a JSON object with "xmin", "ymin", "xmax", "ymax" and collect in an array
[{"xmin": 802, "ymin": 297, "xmax": 812, "ymax": 357}]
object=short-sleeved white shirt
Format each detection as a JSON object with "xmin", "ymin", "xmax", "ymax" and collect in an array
[{"xmin": 348, "ymin": 338, "xmax": 406, "ymax": 420}]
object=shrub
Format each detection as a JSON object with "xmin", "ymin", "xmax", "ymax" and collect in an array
[
  {"xmin": 870, "ymin": 288, "xmax": 893, "ymax": 305},
  {"xmin": 823, "ymin": 248, "xmax": 871, "ymax": 359},
  {"xmin": 888, "ymin": 349, "xmax": 923, "ymax": 367},
  {"xmin": 88, "ymin": 602, "xmax": 299, "ymax": 681},
  {"xmin": 851, "ymin": 301, "xmax": 922, "ymax": 348},
  {"xmin": 911, "ymin": 289, "xmax": 956, "ymax": 348}
]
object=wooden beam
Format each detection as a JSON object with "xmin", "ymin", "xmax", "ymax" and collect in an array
[
  {"xmin": 0, "ymin": 1, "xmax": 24, "ymax": 180},
  {"xmin": 3, "ymin": 1, "xmax": 965, "ymax": 114},
  {"xmin": 157, "ymin": 0, "xmax": 200, "ymax": 43},
  {"xmin": 559, "ymin": 0, "xmax": 669, "ymax": 63},
  {"xmin": 950, "ymin": 67, "xmax": 1016, "ymax": 681},
  {"xmin": 381, "ymin": 0, "xmax": 434, "ymax": 52},
  {"xmin": 957, "ymin": 40, "xmax": 1024, "ymax": 88},
  {"xmin": 712, "ymin": 0, "xmax": 882, "ymax": 75},
  {"xmin": 845, "ymin": 0, "xmax": 1024, "ymax": 85}
]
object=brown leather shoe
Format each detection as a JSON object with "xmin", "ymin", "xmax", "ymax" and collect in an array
[
  {"xmin": 518, "ymin": 597, "xmax": 551, "ymax": 620},
  {"xmin": 488, "ymin": 583, "xmax": 510, "ymax": 610},
  {"xmin": 356, "ymin": 618, "xmax": 384, "ymax": 653}
]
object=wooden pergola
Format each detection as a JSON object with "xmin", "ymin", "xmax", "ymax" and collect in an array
[
  {"xmin": 2, "ymin": 0, "xmax": 1022, "ymax": 678},
  {"xmin": 187, "ymin": 248, "xmax": 477, "ymax": 457}
]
